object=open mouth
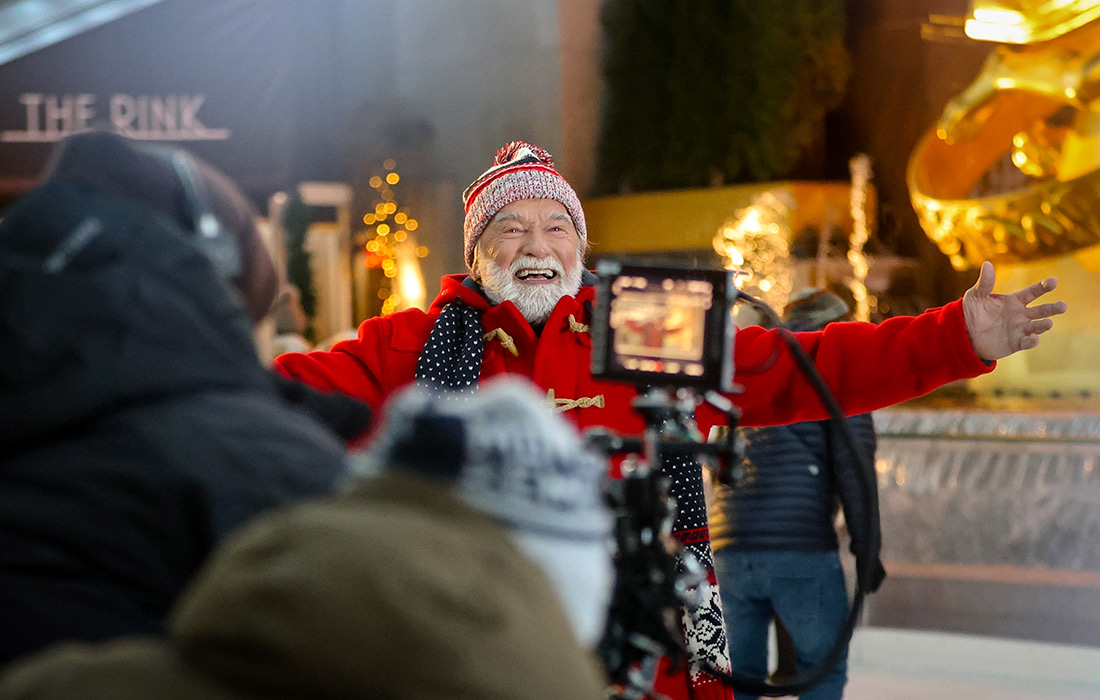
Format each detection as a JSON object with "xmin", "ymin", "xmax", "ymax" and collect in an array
[{"xmin": 515, "ymin": 268, "xmax": 558, "ymax": 281}]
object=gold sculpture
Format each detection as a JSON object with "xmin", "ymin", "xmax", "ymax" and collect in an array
[
  {"xmin": 910, "ymin": 0, "xmax": 1100, "ymax": 271},
  {"xmin": 911, "ymin": 1, "xmax": 1100, "ymax": 396}
]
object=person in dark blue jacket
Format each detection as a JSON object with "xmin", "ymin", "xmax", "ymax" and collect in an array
[
  {"xmin": 710, "ymin": 288, "xmax": 883, "ymax": 700},
  {"xmin": 0, "ymin": 131, "xmax": 368, "ymax": 666}
]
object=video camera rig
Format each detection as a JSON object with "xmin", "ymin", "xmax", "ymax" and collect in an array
[{"xmin": 587, "ymin": 259, "xmax": 881, "ymax": 699}]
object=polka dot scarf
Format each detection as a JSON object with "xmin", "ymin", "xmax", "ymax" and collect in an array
[{"xmin": 415, "ymin": 301, "xmax": 484, "ymax": 394}]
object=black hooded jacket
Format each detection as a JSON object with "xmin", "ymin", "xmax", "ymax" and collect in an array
[{"xmin": 0, "ymin": 181, "xmax": 350, "ymax": 665}]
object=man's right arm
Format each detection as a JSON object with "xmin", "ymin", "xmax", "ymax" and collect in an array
[{"xmin": 273, "ymin": 317, "xmax": 396, "ymax": 414}]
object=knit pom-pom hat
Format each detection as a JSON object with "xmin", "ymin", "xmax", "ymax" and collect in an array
[
  {"xmin": 461, "ymin": 141, "xmax": 586, "ymax": 271},
  {"xmin": 354, "ymin": 377, "xmax": 611, "ymax": 540}
]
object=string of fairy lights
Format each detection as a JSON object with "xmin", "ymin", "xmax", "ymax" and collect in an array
[
  {"xmin": 359, "ymin": 158, "xmax": 430, "ymax": 315},
  {"xmin": 847, "ymin": 154, "xmax": 874, "ymax": 322}
]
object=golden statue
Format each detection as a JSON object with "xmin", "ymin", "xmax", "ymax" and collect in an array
[{"xmin": 909, "ymin": 1, "xmax": 1100, "ymax": 395}]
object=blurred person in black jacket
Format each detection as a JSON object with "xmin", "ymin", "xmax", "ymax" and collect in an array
[
  {"xmin": 0, "ymin": 131, "xmax": 369, "ymax": 666},
  {"xmin": 0, "ymin": 378, "xmax": 612, "ymax": 700},
  {"xmin": 709, "ymin": 288, "xmax": 883, "ymax": 700}
]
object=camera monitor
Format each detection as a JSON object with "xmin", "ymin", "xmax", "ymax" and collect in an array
[{"xmin": 591, "ymin": 260, "xmax": 737, "ymax": 392}]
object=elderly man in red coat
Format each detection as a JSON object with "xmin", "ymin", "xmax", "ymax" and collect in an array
[{"xmin": 275, "ymin": 141, "xmax": 1066, "ymax": 700}]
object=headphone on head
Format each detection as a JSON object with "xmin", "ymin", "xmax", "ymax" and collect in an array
[{"xmin": 155, "ymin": 146, "xmax": 243, "ymax": 281}]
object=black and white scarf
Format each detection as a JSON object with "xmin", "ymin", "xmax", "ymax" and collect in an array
[{"xmin": 664, "ymin": 453, "xmax": 733, "ymax": 694}]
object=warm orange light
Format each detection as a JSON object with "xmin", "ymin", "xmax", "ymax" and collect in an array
[
  {"xmin": 369, "ymin": 176, "xmax": 383, "ymax": 189},
  {"xmin": 386, "ymin": 172, "xmax": 400, "ymax": 185},
  {"xmin": 395, "ymin": 239, "xmax": 427, "ymax": 311},
  {"xmin": 405, "ymin": 218, "xmax": 419, "ymax": 231}
]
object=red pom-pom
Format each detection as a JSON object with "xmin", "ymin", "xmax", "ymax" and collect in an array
[{"xmin": 494, "ymin": 140, "xmax": 554, "ymax": 168}]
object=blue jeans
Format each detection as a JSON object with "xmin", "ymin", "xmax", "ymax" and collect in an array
[{"xmin": 713, "ymin": 549, "xmax": 849, "ymax": 700}]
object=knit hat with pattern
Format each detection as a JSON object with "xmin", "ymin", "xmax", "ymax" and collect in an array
[
  {"xmin": 358, "ymin": 377, "xmax": 610, "ymax": 540},
  {"xmin": 461, "ymin": 141, "xmax": 587, "ymax": 271},
  {"xmin": 353, "ymin": 377, "xmax": 614, "ymax": 646}
]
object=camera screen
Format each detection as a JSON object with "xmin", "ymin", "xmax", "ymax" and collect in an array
[
  {"xmin": 609, "ymin": 276, "xmax": 713, "ymax": 379},
  {"xmin": 591, "ymin": 260, "xmax": 736, "ymax": 392}
]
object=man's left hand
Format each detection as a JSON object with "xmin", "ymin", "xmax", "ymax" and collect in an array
[{"xmin": 962, "ymin": 261, "xmax": 1068, "ymax": 362}]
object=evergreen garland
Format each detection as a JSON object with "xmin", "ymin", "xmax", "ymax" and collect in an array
[{"xmin": 595, "ymin": 0, "xmax": 850, "ymax": 193}]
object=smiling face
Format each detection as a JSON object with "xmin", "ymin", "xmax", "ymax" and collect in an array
[{"xmin": 475, "ymin": 198, "xmax": 585, "ymax": 323}]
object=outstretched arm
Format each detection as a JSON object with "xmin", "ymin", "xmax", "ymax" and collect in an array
[{"xmin": 962, "ymin": 261, "xmax": 1067, "ymax": 362}]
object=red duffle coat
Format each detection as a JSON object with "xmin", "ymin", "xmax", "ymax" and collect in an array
[{"xmin": 274, "ymin": 273, "xmax": 994, "ymax": 700}]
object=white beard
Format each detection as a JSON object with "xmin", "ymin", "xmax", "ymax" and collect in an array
[{"xmin": 477, "ymin": 251, "xmax": 584, "ymax": 324}]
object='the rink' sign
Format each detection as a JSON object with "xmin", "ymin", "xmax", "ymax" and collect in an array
[{"xmin": 1, "ymin": 93, "xmax": 231, "ymax": 143}]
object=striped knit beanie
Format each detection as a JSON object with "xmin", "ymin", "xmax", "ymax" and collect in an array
[
  {"xmin": 461, "ymin": 141, "xmax": 586, "ymax": 271},
  {"xmin": 782, "ymin": 287, "xmax": 851, "ymax": 331}
]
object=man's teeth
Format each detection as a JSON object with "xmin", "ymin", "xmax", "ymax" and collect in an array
[{"xmin": 517, "ymin": 268, "xmax": 556, "ymax": 280}]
